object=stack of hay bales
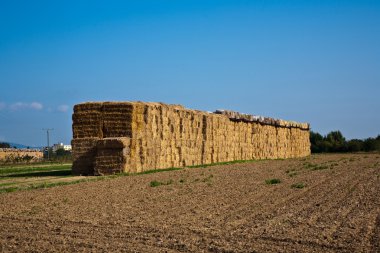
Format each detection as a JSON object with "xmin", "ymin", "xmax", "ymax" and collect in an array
[
  {"xmin": 127, "ymin": 103, "xmax": 207, "ymax": 171},
  {"xmin": 72, "ymin": 102, "xmax": 103, "ymax": 175},
  {"xmin": 71, "ymin": 101, "xmax": 311, "ymax": 175}
]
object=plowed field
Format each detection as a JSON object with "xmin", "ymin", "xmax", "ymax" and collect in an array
[{"xmin": 0, "ymin": 153, "xmax": 379, "ymax": 252}]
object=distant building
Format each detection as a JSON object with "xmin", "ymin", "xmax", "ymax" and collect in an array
[{"xmin": 52, "ymin": 143, "xmax": 72, "ymax": 152}]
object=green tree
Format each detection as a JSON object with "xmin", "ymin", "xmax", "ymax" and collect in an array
[
  {"xmin": 56, "ymin": 148, "xmax": 71, "ymax": 157},
  {"xmin": 325, "ymin": 131, "xmax": 347, "ymax": 152},
  {"xmin": 310, "ymin": 130, "xmax": 380, "ymax": 153},
  {"xmin": 347, "ymin": 139, "xmax": 364, "ymax": 152},
  {"xmin": 363, "ymin": 138, "xmax": 378, "ymax": 152},
  {"xmin": 0, "ymin": 142, "xmax": 11, "ymax": 148},
  {"xmin": 310, "ymin": 131, "xmax": 324, "ymax": 153}
]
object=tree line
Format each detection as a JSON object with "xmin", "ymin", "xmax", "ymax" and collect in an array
[
  {"xmin": 0, "ymin": 142, "xmax": 11, "ymax": 148},
  {"xmin": 310, "ymin": 131, "xmax": 380, "ymax": 153}
]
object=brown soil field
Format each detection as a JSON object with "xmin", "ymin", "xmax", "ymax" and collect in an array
[{"xmin": 0, "ymin": 153, "xmax": 379, "ymax": 252}]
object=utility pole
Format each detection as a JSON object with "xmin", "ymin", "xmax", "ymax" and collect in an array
[{"xmin": 42, "ymin": 128, "xmax": 54, "ymax": 160}]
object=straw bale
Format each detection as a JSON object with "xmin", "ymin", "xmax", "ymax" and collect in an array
[
  {"xmin": 94, "ymin": 137, "xmax": 131, "ymax": 175},
  {"xmin": 73, "ymin": 102, "xmax": 103, "ymax": 113},
  {"xmin": 102, "ymin": 102, "xmax": 134, "ymax": 138},
  {"xmin": 71, "ymin": 137, "xmax": 100, "ymax": 175},
  {"xmin": 72, "ymin": 102, "xmax": 103, "ymax": 139},
  {"xmin": 97, "ymin": 137, "xmax": 131, "ymax": 149}
]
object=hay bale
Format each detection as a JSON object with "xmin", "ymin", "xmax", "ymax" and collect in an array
[
  {"xmin": 94, "ymin": 137, "xmax": 131, "ymax": 175},
  {"xmin": 73, "ymin": 102, "xmax": 103, "ymax": 113},
  {"xmin": 102, "ymin": 102, "xmax": 134, "ymax": 138},
  {"xmin": 72, "ymin": 112, "xmax": 103, "ymax": 138},
  {"xmin": 72, "ymin": 102, "xmax": 104, "ymax": 139},
  {"xmin": 71, "ymin": 137, "xmax": 100, "ymax": 175}
]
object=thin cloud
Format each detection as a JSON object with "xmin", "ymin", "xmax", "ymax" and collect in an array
[
  {"xmin": 30, "ymin": 102, "xmax": 43, "ymax": 110},
  {"xmin": 10, "ymin": 102, "xmax": 27, "ymax": 110},
  {"xmin": 0, "ymin": 102, "xmax": 5, "ymax": 111},
  {"xmin": 10, "ymin": 102, "xmax": 43, "ymax": 111},
  {"xmin": 57, "ymin": 104, "xmax": 69, "ymax": 112}
]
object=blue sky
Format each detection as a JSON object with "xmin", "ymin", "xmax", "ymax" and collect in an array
[{"xmin": 0, "ymin": 0, "xmax": 379, "ymax": 146}]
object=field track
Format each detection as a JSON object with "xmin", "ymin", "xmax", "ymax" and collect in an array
[{"xmin": 0, "ymin": 153, "xmax": 379, "ymax": 252}]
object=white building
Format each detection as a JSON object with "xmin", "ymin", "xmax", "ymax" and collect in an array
[{"xmin": 52, "ymin": 143, "xmax": 72, "ymax": 152}]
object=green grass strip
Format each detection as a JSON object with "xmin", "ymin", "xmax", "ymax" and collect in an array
[
  {"xmin": 0, "ymin": 164, "xmax": 71, "ymax": 175},
  {"xmin": 0, "ymin": 182, "xmax": 18, "ymax": 187},
  {"xmin": 134, "ymin": 167, "xmax": 182, "ymax": 175}
]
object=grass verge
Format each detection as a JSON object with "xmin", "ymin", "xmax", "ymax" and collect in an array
[
  {"xmin": 0, "ymin": 164, "xmax": 71, "ymax": 175},
  {"xmin": 188, "ymin": 159, "xmax": 257, "ymax": 168}
]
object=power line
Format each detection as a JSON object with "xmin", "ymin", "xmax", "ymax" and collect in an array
[{"xmin": 42, "ymin": 128, "xmax": 54, "ymax": 160}]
